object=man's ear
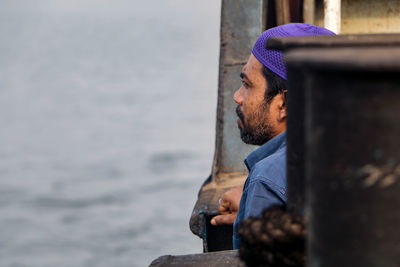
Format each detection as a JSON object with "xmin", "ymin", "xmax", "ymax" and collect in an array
[{"xmin": 277, "ymin": 91, "xmax": 287, "ymax": 122}]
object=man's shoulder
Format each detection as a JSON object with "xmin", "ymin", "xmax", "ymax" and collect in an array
[{"xmin": 248, "ymin": 146, "xmax": 286, "ymax": 188}]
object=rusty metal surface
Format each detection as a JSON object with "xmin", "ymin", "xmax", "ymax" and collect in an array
[
  {"xmin": 149, "ymin": 250, "xmax": 246, "ymax": 267},
  {"xmin": 272, "ymin": 35, "xmax": 400, "ymax": 214},
  {"xmin": 267, "ymin": 33, "xmax": 400, "ymax": 50},
  {"xmin": 286, "ymin": 46, "xmax": 400, "ymax": 267},
  {"xmin": 341, "ymin": 0, "xmax": 400, "ymax": 34},
  {"xmin": 190, "ymin": 0, "xmax": 264, "ymax": 251}
]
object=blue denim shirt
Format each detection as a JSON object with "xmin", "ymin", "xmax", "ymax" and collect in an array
[{"xmin": 233, "ymin": 131, "xmax": 287, "ymax": 249}]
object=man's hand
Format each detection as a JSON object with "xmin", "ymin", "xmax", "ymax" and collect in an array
[{"xmin": 210, "ymin": 184, "xmax": 243, "ymax": 226}]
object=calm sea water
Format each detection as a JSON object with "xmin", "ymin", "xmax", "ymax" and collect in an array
[{"xmin": 0, "ymin": 1, "xmax": 220, "ymax": 266}]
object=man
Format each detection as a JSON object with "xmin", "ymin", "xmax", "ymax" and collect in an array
[{"xmin": 210, "ymin": 23, "xmax": 334, "ymax": 249}]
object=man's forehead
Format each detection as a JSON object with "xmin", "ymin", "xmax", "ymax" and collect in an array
[{"xmin": 242, "ymin": 53, "xmax": 264, "ymax": 79}]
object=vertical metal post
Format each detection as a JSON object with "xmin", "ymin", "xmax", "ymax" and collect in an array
[
  {"xmin": 303, "ymin": 0, "xmax": 316, "ymax": 24},
  {"xmin": 212, "ymin": 0, "xmax": 264, "ymax": 178},
  {"xmin": 324, "ymin": 0, "xmax": 341, "ymax": 33},
  {"xmin": 286, "ymin": 46, "xmax": 400, "ymax": 267},
  {"xmin": 190, "ymin": 0, "xmax": 265, "ymax": 252},
  {"xmin": 275, "ymin": 0, "xmax": 291, "ymax": 25}
]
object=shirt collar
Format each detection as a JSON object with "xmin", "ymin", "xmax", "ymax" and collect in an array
[{"xmin": 244, "ymin": 131, "xmax": 287, "ymax": 171}]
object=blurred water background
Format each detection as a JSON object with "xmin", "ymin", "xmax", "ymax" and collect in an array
[{"xmin": 0, "ymin": 1, "xmax": 220, "ymax": 266}]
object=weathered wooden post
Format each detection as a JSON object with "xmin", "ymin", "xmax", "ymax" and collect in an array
[{"xmin": 286, "ymin": 46, "xmax": 400, "ymax": 267}]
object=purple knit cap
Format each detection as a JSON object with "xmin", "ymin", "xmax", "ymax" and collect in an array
[{"xmin": 252, "ymin": 23, "xmax": 335, "ymax": 80}]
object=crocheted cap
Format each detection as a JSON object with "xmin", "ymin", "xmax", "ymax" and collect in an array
[{"xmin": 252, "ymin": 23, "xmax": 335, "ymax": 80}]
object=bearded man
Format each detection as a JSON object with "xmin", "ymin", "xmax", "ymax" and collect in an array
[{"xmin": 210, "ymin": 23, "xmax": 334, "ymax": 249}]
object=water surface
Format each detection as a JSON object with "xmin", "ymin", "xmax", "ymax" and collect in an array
[{"xmin": 0, "ymin": 1, "xmax": 220, "ymax": 266}]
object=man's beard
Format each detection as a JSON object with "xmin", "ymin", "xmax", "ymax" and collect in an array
[{"xmin": 236, "ymin": 105, "xmax": 275, "ymax": 146}]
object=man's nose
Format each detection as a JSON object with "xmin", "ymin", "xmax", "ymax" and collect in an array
[{"xmin": 233, "ymin": 87, "xmax": 243, "ymax": 105}]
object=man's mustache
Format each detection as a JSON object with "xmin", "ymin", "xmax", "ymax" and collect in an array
[{"xmin": 236, "ymin": 106, "xmax": 244, "ymax": 123}]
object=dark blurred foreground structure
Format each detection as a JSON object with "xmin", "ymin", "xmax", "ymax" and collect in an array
[{"xmin": 151, "ymin": 0, "xmax": 400, "ymax": 266}]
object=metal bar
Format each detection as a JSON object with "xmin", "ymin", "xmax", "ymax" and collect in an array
[{"xmin": 267, "ymin": 33, "xmax": 400, "ymax": 50}]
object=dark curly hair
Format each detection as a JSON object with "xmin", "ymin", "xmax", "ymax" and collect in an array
[
  {"xmin": 263, "ymin": 66, "xmax": 287, "ymax": 103},
  {"xmin": 237, "ymin": 205, "xmax": 306, "ymax": 267}
]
